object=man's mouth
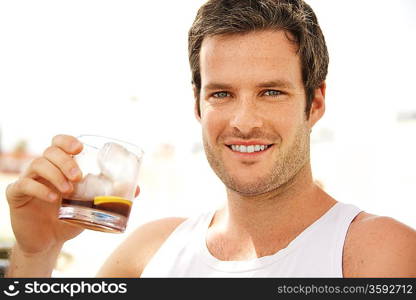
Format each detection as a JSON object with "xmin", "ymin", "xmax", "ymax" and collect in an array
[{"xmin": 226, "ymin": 144, "xmax": 274, "ymax": 154}]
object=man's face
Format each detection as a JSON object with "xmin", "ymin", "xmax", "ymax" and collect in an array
[{"xmin": 197, "ymin": 30, "xmax": 323, "ymax": 196}]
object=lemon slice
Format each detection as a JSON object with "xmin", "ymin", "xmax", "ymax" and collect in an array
[{"xmin": 94, "ymin": 196, "xmax": 132, "ymax": 206}]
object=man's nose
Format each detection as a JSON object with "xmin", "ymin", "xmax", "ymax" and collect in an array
[{"xmin": 229, "ymin": 97, "xmax": 263, "ymax": 135}]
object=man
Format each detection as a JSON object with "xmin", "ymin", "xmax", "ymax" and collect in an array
[{"xmin": 6, "ymin": 0, "xmax": 416, "ymax": 277}]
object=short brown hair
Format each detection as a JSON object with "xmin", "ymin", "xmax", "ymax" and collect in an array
[{"xmin": 188, "ymin": 0, "xmax": 329, "ymax": 117}]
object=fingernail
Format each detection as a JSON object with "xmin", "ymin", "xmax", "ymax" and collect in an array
[
  {"xmin": 61, "ymin": 182, "xmax": 70, "ymax": 192},
  {"xmin": 48, "ymin": 192, "xmax": 58, "ymax": 201},
  {"xmin": 71, "ymin": 141, "xmax": 81, "ymax": 151},
  {"xmin": 70, "ymin": 168, "xmax": 79, "ymax": 178}
]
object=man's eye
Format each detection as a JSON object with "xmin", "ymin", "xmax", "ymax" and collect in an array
[
  {"xmin": 263, "ymin": 90, "xmax": 282, "ymax": 96},
  {"xmin": 212, "ymin": 91, "xmax": 230, "ymax": 98}
]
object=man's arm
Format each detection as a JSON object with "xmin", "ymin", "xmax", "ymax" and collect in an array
[
  {"xmin": 343, "ymin": 213, "xmax": 416, "ymax": 277},
  {"xmin": 6, "ymin": 243, "xmax": 63, "ymax": 277},
  {"xmin": 96, "ymin": 217, "xmax": 186, "ymax": 277}
]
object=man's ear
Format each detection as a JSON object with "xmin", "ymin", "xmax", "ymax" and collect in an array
[
  {"xmin": 193, "ymin": 85, "xmax": 201, "ymax": 122},
  {"xmin": 308, "ymin": 82, "xmax": 326, "ymax": 128}
]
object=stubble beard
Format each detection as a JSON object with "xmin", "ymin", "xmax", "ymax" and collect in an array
[{"xmin": 203, "ymin": 125, "xmax": 311, "ymax": 196}]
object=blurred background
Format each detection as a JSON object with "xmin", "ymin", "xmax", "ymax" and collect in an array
[{"xmin": 0, "ymin": 0, "xmax": 415, "ymax": 277}]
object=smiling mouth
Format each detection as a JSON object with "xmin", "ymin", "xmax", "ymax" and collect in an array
[{"xmin": 226, "ymin": 144, "xmax": 274, "ymax": 154}]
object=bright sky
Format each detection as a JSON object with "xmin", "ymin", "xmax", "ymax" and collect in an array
[{"xmin": 0, "ymin": 0, "xmax": 415, "ymax": 276}]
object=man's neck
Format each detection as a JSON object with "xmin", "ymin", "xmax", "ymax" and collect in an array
[{"xmin": 207, "ymin": 163, "xmax": 336, "ymax": 259}]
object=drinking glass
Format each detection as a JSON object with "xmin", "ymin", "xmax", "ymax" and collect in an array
[{"xmin": 58, "ymin": 135, "xmax": 144, "ymax": 233}]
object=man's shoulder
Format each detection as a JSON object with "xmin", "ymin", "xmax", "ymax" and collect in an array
[
  {"xmin": 343, "ymin": 211, "xmax": 416, "ymax": 277},
  {"xmin": 96, "ymin": 216, "xmax": 187, "ymax": 277},
  {"xmin": 128, "ymin": 216, "xmax": 189, "ymax": 253}
]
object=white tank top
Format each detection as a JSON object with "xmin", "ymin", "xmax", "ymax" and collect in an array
[{"xmin": 141, "ymin": 202, "xmax": 362, "ymax": 277}]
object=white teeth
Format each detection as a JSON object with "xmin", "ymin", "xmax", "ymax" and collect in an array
[{"xmin": 230, "ymin": 144, "xmax": 269, "ymax": 153}]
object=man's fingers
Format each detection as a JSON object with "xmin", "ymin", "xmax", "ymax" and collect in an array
[
  {"xmin": 134, "ymin": 186, "xmax": 140, "ymax": 198},
  {"xmin": 43, "ymin": 146, "xmax": 82, "ymax": 181},
  {"xmin": 52, "ymin": 134, "xmax": 83, "ymax": 155},
  {"xmin": 6, "ymin": 178, "xmax": 60, "ymax": 206},
  {"xmin": 27, "ymin": 157, "xmax": 73, "ymax": 194}
]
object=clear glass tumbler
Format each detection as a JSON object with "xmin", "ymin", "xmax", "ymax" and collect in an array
[{"xmin": 58, "ymin": 135, "xmax": 144, "ymax": 233}]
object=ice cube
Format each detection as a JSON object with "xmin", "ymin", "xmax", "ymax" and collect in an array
[
  {"xmin": 71, "ymin": 173, "xmax": 113, "ymax": 200},
  {"xmin": 111, "ymin": 181, "xmax": 136, "ymax": 199},
  {"xmin": 97, "ymin": 142, "xmax": 141, "ymax": 184},
  {"xmin": 74, "ymin": 148, "xmax": 101, "ymax": 175}
]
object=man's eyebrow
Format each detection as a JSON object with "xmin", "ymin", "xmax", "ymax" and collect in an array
[
  {"xmin": 203, "ymin": 82, "xmax": 233, "ymax": 90},
  {"xmin": 256, "ymin": 80, "xmax": 295, "ymax": 89}
]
